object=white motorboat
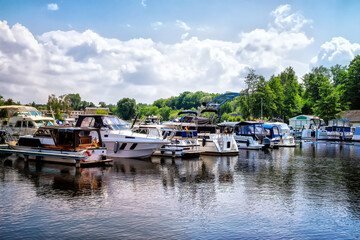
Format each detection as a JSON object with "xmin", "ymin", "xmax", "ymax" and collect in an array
[
  {"xmin": 352, "ymin": 127, "xmax": 360, "ymax": 141},
  {"xmin": 75, "ymin": 115, "xmax": 168, "ymax": 158},
  {"xmin": 6, "ymin": 126, "xmax": 111, "ymax": 166},
  {"xmin": 0, "ymin": 105, "xmax": 56, "ymax": 139},
  {"xmin": 162, "ymin": 110, "xmax": 239, "ymax": 156},
  {"xmin": 266, "ymin": 122, "xmax": 296, "ymax": 147},
  {"xmin": 219, "ymin": 121, "xmax": 272, "ymax": 150},
  {"xmin": 316, "ymin": 119, "xmax": 353, "ymax": 141}
]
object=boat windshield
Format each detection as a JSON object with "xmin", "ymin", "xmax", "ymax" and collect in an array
[
  {"xmin": 102, "ymin": 117, "xmax": 130, "ymax": 130},
  {"xmin": 237, "ymin": 124, "xmax": 265, "ymax": 136}
]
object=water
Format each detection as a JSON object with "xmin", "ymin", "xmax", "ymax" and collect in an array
[{"xmin": 1, "ymin": 142, "xmax": 360, "ymax": 239}]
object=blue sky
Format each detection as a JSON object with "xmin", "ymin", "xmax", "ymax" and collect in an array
[{"xmin": 1, "ymin": 0, "xmax": 360, "ymax": 104}]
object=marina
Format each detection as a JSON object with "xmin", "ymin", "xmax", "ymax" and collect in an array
[{"xmin": 1, "ymin": 142, "xmax": 360, "ymax": 239}]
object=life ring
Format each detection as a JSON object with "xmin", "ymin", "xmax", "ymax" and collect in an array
[
  {"xmin": 85, "ymin": 150, "xmax": 92, "ymax": 157},
  {"xmin": 114, "ymin": 141, "xmax": 119, "ymax": 153}
]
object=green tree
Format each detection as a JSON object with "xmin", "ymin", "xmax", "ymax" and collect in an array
[
  {"xmin": 95, "ymin": 109, "xmax": 108, "ymax": 115},
  {"xmin": 313, "ymin": 80, "xmax": 342, "ymax": 122},
  {"xmin": 347, "ymin": 55, "xmax": 360, "ymax": 109},
  {"xmin": 68, "ymin": 93, "xmax": 82, "ymax": 110},
  {"xmin": 279, "ymin": 67, "xmax": 302, "ymax": 121},
  {"xmin": 268, "ymin": 75, "xmax": 285, "ymax": 118},
  {"xmin": 116, "ymin": 98, "xmax": 137, "ymax": 120}
]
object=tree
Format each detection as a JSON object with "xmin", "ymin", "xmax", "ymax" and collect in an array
[
  {"xmin": 68, "ymin": 93, "xmax": 82, "ymax": 110},
  {"xmin": 268, "ymin": 75, "xmax": 285, "ymax": 118},
  {"xmin": 116, "ymin": 98, "xmax": 137, "ymax": 120},
  {"xmin": 47, "ymin": 94, "xmax": 70, "ymax": 120},
  {"xmin": 313, "ymin": 80, "xmax": 342, "ymax": 122},
  {"xmin": 95, "ymin": 109, "xmax": 108, "ymax": 115},
  {"xmin": 98, "ymin": 101, "xmax": 107, "ymax": 108},
  {"xmin": 347, "ymin": 55, "xmax": 360, "ymax": 109},
  {"xmin": 279, "ymin": 67, "xmax": 302, "ymax": 121}
]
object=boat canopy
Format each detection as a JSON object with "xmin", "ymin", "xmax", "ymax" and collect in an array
[
  {"xmin": 76, "ymin": 115, "xmax": 131, "ymax": 130},
  {"xmin": 0, "ymin": 105, "xmax": 43, "ymax": 118},
  {"xmin": 177, "ymin": 110, "xmax": 198, "ymax": 116}
]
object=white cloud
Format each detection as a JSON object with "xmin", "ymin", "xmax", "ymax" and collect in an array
[
  {"xmin": 47, "ymin": 3, "xmax": 59, "ymax": 11},
  {"xmin": 0, "ymin": 5, "xmax": 314, "ymax": 104},
  {"xmin": 271, "ymin": 4, "xmax": 310, "ymax": 32},
  {"xmin": 311, "ymin": 37, "xmax": 360, "ymax": 67},
  {"xmin": 141, "ymin": 0, "xmax": 146, "ymax": 7},
  {"xmin": 176, "ymin": 20, "xmax": 191, "ymax": 31},
  {"xmin": 151, "ymin": 21, "xmax": 163, "ymax": 30},
  {"xmin": 181, "ymin": 32, "xmax": 189, "ymax": 40}
]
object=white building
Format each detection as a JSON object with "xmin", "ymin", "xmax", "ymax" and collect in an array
[{"xmin": 289, "ymin": 115, "xmax": 323, "ymax": 130}]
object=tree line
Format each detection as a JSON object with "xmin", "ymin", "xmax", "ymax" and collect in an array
[{"xmin": 1, "ymin": 55, "xmax": 360, "ymax": 123}]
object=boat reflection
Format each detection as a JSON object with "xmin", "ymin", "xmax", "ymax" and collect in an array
[{"xmin": 0, "ymin": 155, "xmax": 110, "ymax": 198}]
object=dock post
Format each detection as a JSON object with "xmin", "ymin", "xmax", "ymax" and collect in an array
[
  {"xmin": 24, "ymin": 155, "xmax": 28, "ymax": 162},
  {"xmin": 75, "ymin": 159, "xmax": 80, "ymax": 168},
  {"xmin": 172, "ymin": 151, "xmax": 175, "ymax": 159}
]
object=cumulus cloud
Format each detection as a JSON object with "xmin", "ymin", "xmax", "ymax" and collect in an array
[
  {"xmin": 0, "ymin": 4, "xmax": 314, "ymax": 104},
  {"xmin": 47, "ymin": 3, "xmax": 59, "ymax": 11},
  {"xmin": 237, "ymin": 4, "xmax": 313, "ymax": 75},
  {"xmin": 311, "ymin": 37, "xmax": 360, "ymax": 67}
]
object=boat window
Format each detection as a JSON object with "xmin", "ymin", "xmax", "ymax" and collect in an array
[
  {"xmin": 27, "ymin": 121, "xmax": 35, "ymax": 128},
  {"xmin": 254, "ymin": 125, "xmax": 265, "ymax": 135},
  {"xmin": 29, "ymin": 111, "xmax": 41, "ymax": 116},
  {"xmin": 265, "ymin": 128, "xmax": 271, "ymax": 137},
  {"xmin": 34, "ymin": 129, "xmax": 52, "ymax": 137},
  {"xmin": 56, "ymin": 130, "xmax": 75, "ymax": 146},
  {"xmin": 273, "ymin": 127, "xmax": 279, "ymax": 135},
  {"xmin": 15, "ymin": 121, "xmax": 23, "ymax": 127},
  {"xmin": 103, "ymin": 117, "xmax": 130, "ymax": 130},
  {"xmin": 35, "ymin": 120, "xmax": 45, "ymax": 126},
  {"xmin": 344, "ymin": 121, "xmax": 350, "ymax": 127},
  {"xmin": 80, "ymin": 117, "xmax": 95, "ymax": 127}
]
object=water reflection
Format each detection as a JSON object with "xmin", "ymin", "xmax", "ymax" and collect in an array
[
  {"xmin": 0, "ymin": 155, "xmax": 109, "ymax": 199},
  {"xmin": 1, "ymin": 143, "xmax": 360, "ymax": 239}
]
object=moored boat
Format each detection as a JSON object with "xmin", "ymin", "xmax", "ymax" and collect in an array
[
  {"xmin": 75, "ymin": 115, "xmax": 168, "ymax": 158},
  {"xmin": 0, "ymin": 105, "xmax": 56, "ymax": 139},
  {"xmin": 4, "ymin": 126, "xmax": 111, "ymax": 167}
]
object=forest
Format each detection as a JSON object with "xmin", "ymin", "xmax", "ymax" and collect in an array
[{"xmin": 1, "ymin": 55, "xmax": 360, "ymax": 124}]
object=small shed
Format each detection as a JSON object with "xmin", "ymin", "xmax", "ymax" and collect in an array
[
  {"xmin": 289, "ymin": 115, "xmax": 320, "ymax": 130},
  {"xmin": 341, "ymin": 110, "xmax": 360, "ymax": 127}
]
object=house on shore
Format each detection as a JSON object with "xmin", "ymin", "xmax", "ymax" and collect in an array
[{"xmin": 341, "ymin": 110, "xmax": 360, "ymax": 127}]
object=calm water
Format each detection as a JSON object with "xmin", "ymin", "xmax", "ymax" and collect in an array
[{"xmin": 1, "ymin": 142, "xmax": 360, "ymax": 239}]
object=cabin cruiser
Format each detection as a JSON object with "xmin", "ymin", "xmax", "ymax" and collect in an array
[
  {"xmin": 162, "ymin": 111, "xmax": 238, "ymax": 156},
  {"xmin": 75, "ymin": 115, "xmax": 168, "ymax": 158},
  {"xmin": 219, "ymin": 121, "xmax": 271, "ymax": 150},
  {"xmin": 133, "ymin": 121, "xmax": 200, "ymax": 158},
  {"xmin": 301, "ymin": 117, "xmax": 325, "ymax": 141},
  {"xmin": 0, "ymin": 105, "xmax": 56, "ymax": 139},
  {"xmin": 265, "ymin": 122, "xmax": 295, "ymax": 147},
  {"xmin": 316, "ymin": 119, "xmax": 353, "ymax": 141},
  {"xmin": 263, "ymin": 124, "xmax": 281, "ymax": 148},
  {"xmin": 353, "ymin": 127, "xmax": 360, "ymax": 141},
  {"xmin": 7, "ymin": 126, "xmax": 111, "ymax": 166}
]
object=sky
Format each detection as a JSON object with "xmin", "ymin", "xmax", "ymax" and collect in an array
[{"xmin": 1, "ymin": 0, "xmax": 360, "ymax": 105}]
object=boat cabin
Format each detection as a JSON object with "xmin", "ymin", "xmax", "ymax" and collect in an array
[
  {"xmin": 263, "ymin": 124, "xmax": 280, "ymax": 140},
  {"xmin": 326, "ymin": 119, "xmax": 351, "ymax": 132},
  {"xmin": 75, "ymin": 115, "xmax": 131, "ymax": 130},
  {"xmin": 18, "ymin": 126, "xmax": 103, "ymax": 150},
  {"xmin": 219, "ymin": 121, "xmax": 267, "ymax": 141}
]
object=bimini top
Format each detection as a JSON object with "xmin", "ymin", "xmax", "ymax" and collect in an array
[
  {"xmin": 177, "ymin": 111, "xmax": 198, "ymax": 116},
  {"xmin": 218, "ymin": 121, "xmax": 264, "ymax": 127},
  {"xmin": 0, "ymin": 105, "xmax": 44, "ymax": 118}
]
